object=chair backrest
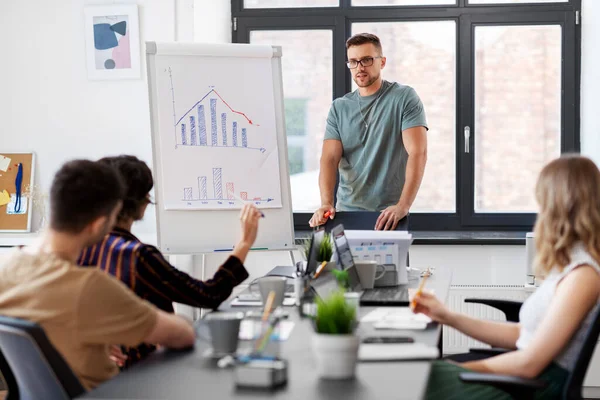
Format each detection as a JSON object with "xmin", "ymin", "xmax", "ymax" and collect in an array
[
  {"xmin": 0, "ymin": 315, "xmax": 86, "ymax": 400},
  {"xmin": 563, "ymin": 305, "xmax": 600, "ymax": 400}
]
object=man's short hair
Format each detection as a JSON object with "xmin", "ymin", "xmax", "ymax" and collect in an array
[
  {"xmin": 98, "ymin": 155, "xmax": 154, "ymax": 223},
  {"xmin": 50, "ymin": 160, "xmax": 125, "ymax": 233},
  {"xmin": 346, "ymin": 33, "xmax": 383, "ymax": 54}
]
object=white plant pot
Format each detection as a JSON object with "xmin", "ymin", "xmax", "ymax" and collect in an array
[{"xmin": 312, "ymin": 333, "xmax": 360, "ymax": 379}]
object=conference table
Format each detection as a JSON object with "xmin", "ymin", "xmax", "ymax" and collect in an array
[{"xmin": 80, "ymin": 268, "xmax": 452, "ymax": 400}]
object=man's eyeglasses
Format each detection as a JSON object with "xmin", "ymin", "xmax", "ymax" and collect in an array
[{"xmin": 346, "ymin": 56, "xmax": 382, "ymax": 69}]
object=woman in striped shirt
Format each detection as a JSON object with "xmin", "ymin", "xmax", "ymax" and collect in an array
[{"xmin": 78, "ymin": 155, "xmax": 261, "ymax": 368}]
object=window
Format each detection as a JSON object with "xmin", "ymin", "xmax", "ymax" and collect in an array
[
  {"xmin": 250, "ymin": 30, "xmax": 333, "ymax": 212},
  {"xmin": 353, "ymin": 0, "xmax": 455, "ymax": 5},
  {"xmin": 470, "ymin": 0, "xmax": 566, "ymax": 3},
  {"xmin": 233, "ymin": 0, "xmax": 580, "ymax": 232},
  {"xmin": 244, "ymin": 0, "xmax": 338, "ymax": 8},
  {"xmin": 474, "ymin": 25, "xmax": 562, "ymax": 213},
  {"xmin": 352, "ymin": 21, "xmax": 456, "ymax": 212}
]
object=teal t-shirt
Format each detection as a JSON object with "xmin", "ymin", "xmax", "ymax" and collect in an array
[{"xmin": 324, "ymin": 80, "xmax": 428, "ymax": 211}]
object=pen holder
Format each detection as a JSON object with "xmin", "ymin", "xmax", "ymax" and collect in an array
[
  {"xmin": 234, "ymin": 356, "xmax": 288, "ymax": 389},
  {"xmin": 248, "ymin": 320, "xmax": 281, "ymax": 359}
]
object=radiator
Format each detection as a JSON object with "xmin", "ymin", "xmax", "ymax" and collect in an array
[{"xmin": 443, "ymin": 285, "xmax": 529, "ymax": 355}]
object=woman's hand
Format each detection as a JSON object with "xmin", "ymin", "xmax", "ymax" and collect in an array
[
  {"xmin": 411, "ymin": 291, "xmax": 454, "ymax": 325},
  {"xmin": 238, "ymin": 204, "xmax": 262, "ymax": 247}
]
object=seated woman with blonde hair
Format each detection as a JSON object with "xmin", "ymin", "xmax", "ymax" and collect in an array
[{"xmin": 413, "ymin": 155, "xmax": 600, "ymax": 399}]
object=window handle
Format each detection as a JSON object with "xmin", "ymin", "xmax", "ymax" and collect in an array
[{"xmin": 464, "ymin": 126, "xmax": 471, "ymax": 153}]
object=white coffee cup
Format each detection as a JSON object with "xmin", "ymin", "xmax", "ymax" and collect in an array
[
  {"xmin": 202, "ymin": 311, "xmax": 244, "ymax": 355},
  {"xmin": 355, "ymin": 261, "xmax": 386, "ymax": 289}
]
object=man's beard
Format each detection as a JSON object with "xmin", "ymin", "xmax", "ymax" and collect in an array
[{"xmin": 353, "ymin": 72, "xmax": 380, "ymax": 88}]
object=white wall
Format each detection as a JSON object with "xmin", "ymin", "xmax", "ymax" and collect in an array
[
  {"xmin": 0, "ymin": 0, "xmax": 194, "ymax": 236},
  {"xmin": 194, "ymin": 0, "xmax": 231, "ymax": 43}
]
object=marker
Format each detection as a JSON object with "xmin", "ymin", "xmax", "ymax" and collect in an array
[
  {"xmin": 231, "ymin": 192, "xmax": 265, "ymax": 217},
  {"xmin": 215, "ymin": 247, "xmax": 268, "ymax": 252}
]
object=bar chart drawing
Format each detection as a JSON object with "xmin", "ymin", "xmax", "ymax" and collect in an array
[
  {"xmin": 181, "ymin": 167, "xmax": 274, "ymax": 205},
  {"xmin": 173, "ymin": 87, "xmax": 266, "ymax": 153},
  {"xmin": 157, "ymin": 63, "xmax": 283, "ymax": 211}
]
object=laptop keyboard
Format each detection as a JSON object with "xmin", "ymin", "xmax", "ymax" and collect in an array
[{"xmin": 361, "ymin": 287, "xmax": 409, "ymax": 302}]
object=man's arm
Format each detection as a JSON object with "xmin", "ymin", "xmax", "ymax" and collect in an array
[
  {"xmin": 375, "ymin": 126, "xmax": 427, "ymax": 230},
  {"xmin": 144, "ymin": 310, "xmax": 195, "ymax": 349},
  {"xmin": 309, "ymin": 139, "xmax": 343, "ymax": 227},
  {"xmin": 77, "ymin": 273, "xmax": 195, "ymax": 350},
  {"xmin": 398, "ymin": 126, "xmax": 427, "ymax": 211}
]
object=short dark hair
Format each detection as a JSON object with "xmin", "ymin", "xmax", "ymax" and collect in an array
[
  {"xmin": 50, "ymin": 160, "xmax": 125, "ymax": 233},
  {"xmin": 98, "ymin": 155, "xmax": 154, "ymax": 223},
  {"xmin": 346, "ymin": 33, "xmax": 383, "ymax": 54}
]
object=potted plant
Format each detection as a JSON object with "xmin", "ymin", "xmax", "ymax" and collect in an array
[
  {"xmin": 311, "ymin": 271, "xmax": 359, "ymax": 380},
  {"xmin": 301, "ymin": 233, "xmax": 335, "ymax": 269}
]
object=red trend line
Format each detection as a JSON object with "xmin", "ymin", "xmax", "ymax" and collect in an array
[{"xmin": 212, "ymin": 90, "xmax": 260, "ymax": 127}]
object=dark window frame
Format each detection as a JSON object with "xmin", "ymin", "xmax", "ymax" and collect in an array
[{"xmin": 232, "ymin": 0, "xmax": 581, "ymax": 233}]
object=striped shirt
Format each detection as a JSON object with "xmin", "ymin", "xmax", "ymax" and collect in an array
[{"xmin": 78, "ymin": 227, "xmax": 249, "ymax": 366}]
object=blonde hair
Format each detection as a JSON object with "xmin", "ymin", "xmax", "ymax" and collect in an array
[{"xmin": 533, "ymin": 155, "xmax": 600, "ymax": 277}]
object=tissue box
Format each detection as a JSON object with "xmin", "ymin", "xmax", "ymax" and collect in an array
[{"xmin": 234, "ymin": 358, "xmax": 288, "ymax": 388}]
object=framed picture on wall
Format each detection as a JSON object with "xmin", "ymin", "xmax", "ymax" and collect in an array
[{"xmin": 83, "ymin": 4, "xmax": 141, "ymax": 80}]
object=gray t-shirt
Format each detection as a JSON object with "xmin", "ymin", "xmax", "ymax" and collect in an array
[
  {"xmin": 324, "ymin": 80, "xmax": 428, "ymax": 211},
  {"xmin": 516, "ymin": 243, "xmax": 600, "ymax": 371}
]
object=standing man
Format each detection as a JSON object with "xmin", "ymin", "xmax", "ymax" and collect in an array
[{"xmin": 309, "ymin": 33, "xmax": 428, "ymax": 231}]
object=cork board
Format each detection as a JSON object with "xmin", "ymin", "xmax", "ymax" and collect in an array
[{"xmin": 0, "ymin": 153, "xmax": 34, "ymax": 232}]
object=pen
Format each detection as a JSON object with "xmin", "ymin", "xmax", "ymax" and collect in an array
[
  {"xmin": 231, "ymin": 192, "xmax": 265, "ymax": 218},
  {"xmin": 312, "ymin": 261, "xmax": 327, "ymax": 280},
  {"xmin": 410, "ymin": 270, "xmax": 430, "ymax": 309},
  {"xmin": 262, "ymin": 291, "xmax": 276, "ymax": 322},
  {"xmin": 254, "ymin": 315, "xmax": 282, "ymax": 354}
]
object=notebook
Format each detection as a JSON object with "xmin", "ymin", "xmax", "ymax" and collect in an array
[{"xmin": 358, "ymin": 343, "xmax": 439, "ymax": 361}]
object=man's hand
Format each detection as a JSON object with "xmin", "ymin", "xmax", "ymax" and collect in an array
[
  {"xmin": 375, "ymin": 204, "xmax": 408, "ymax": 230},
  {"xmin": 309, "ymin": 205, "xmax": 336, "ymax": 228}
]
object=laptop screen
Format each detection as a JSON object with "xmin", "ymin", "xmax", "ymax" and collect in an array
[
  {"xmin": 305, "ymin": 229, "xmax": 325, "ymax": 277},
  {"xmin": 332, "ymin": 224, "xmax": 362, "ymax": 292}
]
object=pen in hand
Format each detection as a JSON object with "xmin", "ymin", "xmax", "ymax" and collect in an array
[
  {"xmin": 410, "ymin": 269, "xmax": 430, "ymax": 310},
  {"xmin": 231, "ymin": 192, "xmax": 265, "ymax": 218}
]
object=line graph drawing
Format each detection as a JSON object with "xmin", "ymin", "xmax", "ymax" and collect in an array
[{"xmin": 171, "ymin": 80, "xmax": 266, "ymax": 153}]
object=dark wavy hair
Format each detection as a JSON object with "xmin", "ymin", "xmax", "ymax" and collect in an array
[
  {"xmin": 98, "ymin": 155, "xmax": 154, "ymax": 223},
  {"xmin": 50, "ymin": 160, "xmax": 125, "ymax": 233}
]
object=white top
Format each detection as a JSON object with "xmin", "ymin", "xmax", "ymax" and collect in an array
[{"xmin": 516, "ymin": 243, "xmax": 600, "ymax": 371}]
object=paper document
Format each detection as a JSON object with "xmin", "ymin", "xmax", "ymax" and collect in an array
[
  {"xmin": 362, "ymin": 308, "xmax": 431, "ymax": 330},
  {"xmin": 239, "ymin": 320, "xmax": 294, "ymax": 341},
  {"xmin": 358, "ymin": 343, "xmax": 439, "ymax": 361},
  {"xmin": 231, "ymin": 297, "xmax": 296, "ymax": 307},
  {"xmin": 0, "ymin": 190, "xmax": 10, "ymax": 207},
  {"xmin": 361, "ymin": 307, "xmax": 431, "ymax": 323},
  {"xmin": 0, "ymin": 156, "xmax": 10, "ymax": 172},
  {"xmin": 6, "ymin": 195, "xmax": 27, "ymax": 215}
]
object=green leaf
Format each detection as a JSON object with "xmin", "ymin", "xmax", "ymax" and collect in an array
[{"xmin": 314, "ymin": 290, "xmax": 356, "ymax": 335}]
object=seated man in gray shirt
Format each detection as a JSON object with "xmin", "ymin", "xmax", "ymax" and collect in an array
[{"xmin": 309, "ymin": 33, "xmax": 428, "ymax": 231}]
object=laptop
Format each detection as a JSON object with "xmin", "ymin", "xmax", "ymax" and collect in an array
[
  {"xmin": 238, "ymin": 230, "xmax": 326, "ymax": 302},
  {"xmin": 332, "ymin": 224, "xmax": 409, "ymax": 306}
]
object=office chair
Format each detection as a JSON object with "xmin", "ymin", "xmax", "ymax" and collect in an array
[
  {"xmin": 0, "ymin": 315, "xmax": 86, "ymax": 400},
  {"xmin": 457, "ymin": 300, "xmax": 600, "ymax": 400},
  {"xmin": 444, "ymin": 298, "xmax": 523, "ymax": 362}
]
